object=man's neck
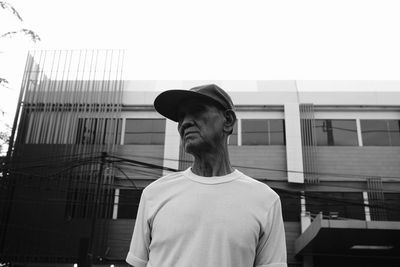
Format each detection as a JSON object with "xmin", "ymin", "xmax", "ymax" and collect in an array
[{"xmin": 191, "ymin": 148, "xmax": 234, "ymax": 177}]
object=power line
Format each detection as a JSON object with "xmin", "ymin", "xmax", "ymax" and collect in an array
[
  {"xmin": 4, "ymin": 147, "xmax": 400, "ymax": 181},
  {"xmin": 3, "ymin": 166, "xmax": 400, "ymax": 214},
  {"xmin": 4, "ymin": 153, "xmax": 400, "ymax": 194},
  {"xmin": 109, "ymin": 152, "xmax": 400, "ymax": 180},
  {"xmin": 2, "ymin": 153, "xmax": 400, "ymax": 218}
]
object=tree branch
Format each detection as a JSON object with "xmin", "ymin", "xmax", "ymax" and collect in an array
[
  {"xmin": 1, "ymin": 29, "xmax": 41, "ymax": 42},
  {"xmin": 0, "ymin": 1, "xmax": 23, "ymax": 21}
]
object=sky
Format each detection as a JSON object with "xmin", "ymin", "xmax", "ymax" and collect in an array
[{"xmin": 1, "ymin": 0, "xmax": 400, "ymax": 153}]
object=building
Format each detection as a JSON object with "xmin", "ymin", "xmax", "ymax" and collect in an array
[{"xmin": 1, "ymin": 51, "xmax": 400, "ymax": 267}]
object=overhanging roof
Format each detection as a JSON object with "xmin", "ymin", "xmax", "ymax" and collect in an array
[{"xmin": 295, "ymin": 214, "xmax": 400, "ymax": 258}]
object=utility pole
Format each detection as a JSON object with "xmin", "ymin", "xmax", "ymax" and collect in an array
[{"xmin": 85, "ymin": 152, "xmax": 107, "ymax": 267}]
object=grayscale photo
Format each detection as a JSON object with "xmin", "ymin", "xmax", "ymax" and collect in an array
[{"xmin": 1, "ymin": 1, "xmax": 400, "ymax": 267}]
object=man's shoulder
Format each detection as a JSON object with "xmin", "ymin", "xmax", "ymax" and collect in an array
[
  {"xmin": 143, "ymin": 170, "xmax": 186, "ymax": 194},
  {"xmin": 236, "ymin": 170, "xmax": 280, "ymax": 202}
]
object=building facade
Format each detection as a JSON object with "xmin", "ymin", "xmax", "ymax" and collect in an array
[{"xmin": 1, "ymin": 51, "xmax": 400, "ymax": 267}]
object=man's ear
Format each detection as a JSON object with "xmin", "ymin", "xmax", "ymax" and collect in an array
[{"xmin": 223, "ymin": 109, "xmax": 236, "ymax": 134}]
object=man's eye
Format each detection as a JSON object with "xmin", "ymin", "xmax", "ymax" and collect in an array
[{"xmin": 192, "ymin": 105, "xmax": 205, "ymax": 113}]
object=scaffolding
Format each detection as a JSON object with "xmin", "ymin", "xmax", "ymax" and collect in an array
[{"xmin": 1, "ymin": 49, "xmax": 125, "ymax": 265}]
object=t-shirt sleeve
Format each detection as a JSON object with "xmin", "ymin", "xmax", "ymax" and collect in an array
[
  {"xmin": 126, "ymin": 193, "xmax": 151, "ymax": 267},
  {"xmin": 254, "ymin": 197, "xmax": 287, "ymax": 267}
]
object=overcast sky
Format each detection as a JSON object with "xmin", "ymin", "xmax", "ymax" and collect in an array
[
  {"xmin": 1, "ymin": 0, "xmax": 400, "ymax": 152},
  {"xmin": 2, "ymin": 0, "xmax": 400, "ymax": 80}
]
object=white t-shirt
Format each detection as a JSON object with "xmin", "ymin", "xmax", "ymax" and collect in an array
[{"xmin": 126, "ymin": 168, "xmax": 287, "ymax": 267}]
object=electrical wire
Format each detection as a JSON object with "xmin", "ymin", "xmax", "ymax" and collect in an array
[
  {"xmin": 2, "ymin": 152, "xmax": 400, "ymax": 225},
  {"xmin": 2, "ymin": 163, "xmax": 400, "ymax": 213},
  {"xmin": 3, "ymin": 154, "xmax": 400, "ymax": 197},
  {"xmin": 4, "ymin": 146, "xmax": 400, "ymax": 182},
  {"xmin": 109, "ymin": 152, "xmax": 400, "ymax": 181}
]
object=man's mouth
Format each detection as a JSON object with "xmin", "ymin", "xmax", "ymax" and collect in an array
[{"xmin": 184, "ymin": 131, "xmax": 198, "ymax": 138}]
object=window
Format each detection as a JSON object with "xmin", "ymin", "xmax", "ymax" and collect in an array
[
  {"xmin": 124, "ymin": 119, "xmax": 166, "ymax": 145},
  {"xmin": 275, "ymin": 189, "xmax": 301, "ymax": 221},
  {"xmin": 314, "ymin": 119, "xmax": 358, "ymax": 146},
  {"xmin": 76, "ymin": 118, "xmax": 122, "ymax": 145},
  {"xmin": 116, "ymin": 189, "xmax": 143, "ymax": 219},
  {"xmin": 361, "ymin": 120, "xmax": 400, "ymax": 146},
  {"xmin": 242, "ymin": 119, "xmax": 285, "ymax": 145},
  {"xmin": 384, "ymin": 193, "xmax": 400, "ymax": 221},
  {"xmin": 65, "ymin": 182, "xmax": 115, "ymax": 219},
  {"xmin": 305, "ymin": 192, "xmax": 365, "ymax": 220}
]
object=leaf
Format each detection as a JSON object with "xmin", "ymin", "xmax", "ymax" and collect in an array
[
  {"xmin": 0, "ymin": 1, "xmax": 23, "ymax": 21},
  {"xmin": 0, "ymin": 78, "xmax": 10, "ymax": 89},
  {"xmin": 1, "ymin": 29, "xmax": 41, "ymax": 42},
  {"xmin": 21, "ymin": 28, "xmax": 41, "ymax": 42},
  {"xmin": 0, "ymin": 78, "xmax": 9, "ymax": 85}
]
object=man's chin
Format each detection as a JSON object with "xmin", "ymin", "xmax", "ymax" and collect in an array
[{"xmin": 183, "ymin": 141, "xmax": 200, "ymax": 155}]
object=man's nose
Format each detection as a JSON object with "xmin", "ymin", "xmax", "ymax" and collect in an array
[{"xmin": 178, "ymin": 114, "xmax": 195, "ymax": 135}]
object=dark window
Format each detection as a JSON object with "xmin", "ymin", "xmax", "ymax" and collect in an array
[
  {"xmin": 361, "ymin": 120, "xmax": 400, "ymax": 146},
  {"xmin": 124, "ymin": 119, "xmax": 166, "ymax": 145},
  {"xmin": 314, "ymin": 119, "xmax": 358, "ymax": 146},
  {"xmin": 275, "ymin": 189, "xmax": 301, "ymax": 221},
  {"xmin": 228, "ymin": 123, "xmax": 238, "ymax": 145},
  {"xmin": 117, "ymin": 189, "xmax": 143, "ymax": 219},
  {"xmin": 65, "ymin": 180, "xmax": 114, "ymax": 219},
  {"xmin": 76, "ymin": 118, "xmax": 122, "ymax": 145},
  {"xmin": 242, "ymin": 119, "xmax": 285, "ymax": 145},
  {"xmin": 384, "ymin": 193, "xmax": 400, "ymax": 221},
  {"xmin": 305, "ymin": 192, "xmax": 365, "ymax": 220}
]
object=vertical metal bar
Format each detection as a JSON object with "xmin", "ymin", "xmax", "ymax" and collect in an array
[
  {"xmin": 301, "ymin": 105, "xmax": 309, "ymax": 182},
  {"xmin": 39, "ymin": 50, "xmax": 57, "ymax": 144},
  {"xmin": 299, "ymin": 105, "xmax": 306, "ymax": 181},
  {"xmin": 33, "ymin": 50, "xmax": 48, "ymax": 144},
  {"xmin": 60, "ymin": 50, "xmax": 73, "ymax": 145},
  {"xmin": 48, "ymin": 50, "xmax": 62, "ymax": 144},
  {"xmin": 311, "ymin": 105, "xmax": 317, "ymax": 182},
  {"xmin": 308, "ymin": 105, "xmax": 314, "ymax": 182},
  {"xmin": 11, "ymin": 51, "xmax": 34, "ymax": 147},
  {"xmin": 26, "ymin": 51, "xmax": 42, "ymax": 144},
  {"xmin": 97, "ymin": 50, "xmax": 112, "ymax": 253}
]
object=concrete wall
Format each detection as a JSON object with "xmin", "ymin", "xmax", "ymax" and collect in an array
[
  {"xmin": 122, "ymin": 82, "xmax": 400, "ymax": 107},
  {"xmin": 315, "ymin": 146, "xmax": 400, "ymax": 181},
  {"xmin": 115, "ymin": 145, "xmax": 165, "ymax": 181},
  {"xmin": 228, "ymin": 145, "xmax": 287, "ymax": 179}
]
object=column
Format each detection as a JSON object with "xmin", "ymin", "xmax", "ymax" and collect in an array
[
  {"xmin": 284, "ymin": 103, "xmax": 304, "ymax": 183},
  {"xmin": 162, "ymin": 119, "xmax": 180, "ymax": 175}
]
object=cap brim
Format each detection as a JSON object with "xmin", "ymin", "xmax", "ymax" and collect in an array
[{"xmin": 154, "ymin": 90, "xmax": 222, "ymax": 122}]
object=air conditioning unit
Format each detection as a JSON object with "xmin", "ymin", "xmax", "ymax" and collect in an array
[{"xmin": 329, "ymin": 211, "xmax": 339, "ymax": 219}]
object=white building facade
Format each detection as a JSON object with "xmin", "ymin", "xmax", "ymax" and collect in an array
[{"xmin": 1, "ymin": 50, "xmax": 399, "ymax": 267}]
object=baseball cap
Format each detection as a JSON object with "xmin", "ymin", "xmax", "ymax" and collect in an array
[{"xmin": 154, "ymin": 84, "xmax": 235, "ymax": 122}]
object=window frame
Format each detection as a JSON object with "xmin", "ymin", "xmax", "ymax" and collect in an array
[
  {"xmin": 360, "ymin": 119, "xmax": 400, "ymax": 146},
  {"xmin": 123, "ymin": 118, "xmax": 166, "ymax": 145},
  {"xmin": 240, "ymin": 118, "xmax": 286, "ymax": 146},
  {"xmin": 312, "ymin": 119, "xmax": 359, "ymax": 146}
]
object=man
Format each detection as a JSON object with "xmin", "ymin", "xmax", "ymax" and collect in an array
[{"xmin": 126, "ymin": 84, "xmax": 287, "ymax": 267}]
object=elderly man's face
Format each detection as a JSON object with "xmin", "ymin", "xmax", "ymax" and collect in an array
[{"xmin": 177, "ymin": 99, "xmax": 225, "ymax": 154}]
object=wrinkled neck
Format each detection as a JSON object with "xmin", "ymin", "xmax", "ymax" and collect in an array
[{"xmin": 191, "ymin": 146, "xmax": 233, "ymax": 177}]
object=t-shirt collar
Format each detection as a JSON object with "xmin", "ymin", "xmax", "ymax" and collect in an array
[{"xmin": 183, "ymin": 167, "xmax": 241, "ymax": 184}]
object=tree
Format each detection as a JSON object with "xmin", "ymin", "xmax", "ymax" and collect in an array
[
  {"xmin": 0, "ymin": 1, "xmax": 41, "ymax": 43},
  {"xmin": 1, "ymin": 1, "xmax": 41, "ymax": 87},
  {"xmin": 0, "ymin": 1, "xmax": 40, "ymax": 154}
]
